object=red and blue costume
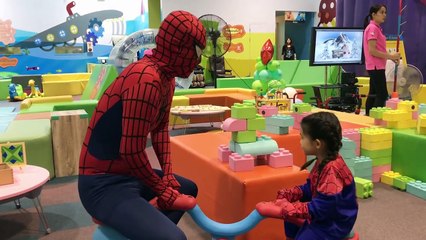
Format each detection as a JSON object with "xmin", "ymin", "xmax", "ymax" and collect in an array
[
  {"xmin": 273, "ymin": 156, "xmax": 358, "ymax": 239},
  {"xmin": 78, "ymin": 11, "xmax": 206, "ymax": 239}
]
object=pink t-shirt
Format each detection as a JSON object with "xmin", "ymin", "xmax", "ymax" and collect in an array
[{"xmin": 363, "ymin": 20, "xmax": 387, "ymax": 70}]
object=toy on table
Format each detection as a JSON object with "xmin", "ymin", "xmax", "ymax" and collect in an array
[{"xmin": 27, "ymin": 79, "xmax": 44, "ymax": 98}]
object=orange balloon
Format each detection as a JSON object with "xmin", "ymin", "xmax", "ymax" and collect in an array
[{"xmin": 261, "ymin": 39, "xmax": 274, "ymax": 65}]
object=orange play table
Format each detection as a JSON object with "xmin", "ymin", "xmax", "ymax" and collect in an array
[{"xmin": 170, "ymin": 131, "xmax": 309, "ymax": 240}]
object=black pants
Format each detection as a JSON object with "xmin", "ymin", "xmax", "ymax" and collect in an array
[
  {"xmin": 365, "ymin": 69, "xmax": 388, "ymax": 116},
  {"xmin": 79, "ymin": 170, "xmax": 198, "ymax": 240}
]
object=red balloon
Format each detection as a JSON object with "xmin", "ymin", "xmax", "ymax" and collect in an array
[
  {"xmin": 422, "ymin": 0, "xmax": 426, "ymax": 5},
  {"xmin": 261, "ymin": 39, "xmax": 274, "ymax": 65}
]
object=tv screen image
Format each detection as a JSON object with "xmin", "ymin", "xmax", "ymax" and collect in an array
[{"xmin": 310, "ymin": 28, "xmax": 364, "ymax": 66}]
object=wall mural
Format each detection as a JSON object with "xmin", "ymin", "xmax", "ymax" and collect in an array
[{"xmin": 0, "ymin": 0, "xmax": 149, "ymax": 76}]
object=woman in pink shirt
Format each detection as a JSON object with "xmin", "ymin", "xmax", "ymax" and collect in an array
[{"xmin": 363, "ymin": 4, "xmax": 400, "ymax": 116}]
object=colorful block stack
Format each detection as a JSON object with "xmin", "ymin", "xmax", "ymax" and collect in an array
[
  {"xmin": 359, "ymin": 128, "xmax": 392, "ymax": 182},
  {"xmin": 385, "ymin": 98, "xmax": 400, "ymax": 109},
  {"xmin": 219, "ymin": 103, "xmax": 294, "ymax": 171}
]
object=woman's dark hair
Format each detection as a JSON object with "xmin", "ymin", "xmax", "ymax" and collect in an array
[
  {"xmin": 286, "ymin": 37, "xmax": 293, "ymax": 45},
  {"xmin": 364, "ymin": 4, "xmax": 387, "ymax": 28},
  {"xmin": 299, "ymin": 112, "xmax": 342, "ymax": 175}
]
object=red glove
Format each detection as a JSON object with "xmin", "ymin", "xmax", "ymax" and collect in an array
[
  {"xmin": 275, "ymin": 199, "xmax": 310, "ymax": 220},
  {"xmin": 255, "ymin": 201, "xmax": 283, "ymax": 219},
  {"xmin": 276, "ymin": 186, "xmax": 303, "ymax": 202},
  {"xmin": 156, "ymin": 188, "xmax": 196, "ymax": 211}
]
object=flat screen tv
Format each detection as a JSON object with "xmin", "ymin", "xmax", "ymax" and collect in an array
[{"xmin": 309, "ymin": 27, "xmax": 364, "ymax": 66}]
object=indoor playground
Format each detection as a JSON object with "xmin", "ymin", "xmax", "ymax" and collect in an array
[{"xmin": 1, "ymin": 0, "xmax": 426, "ymax": 240}]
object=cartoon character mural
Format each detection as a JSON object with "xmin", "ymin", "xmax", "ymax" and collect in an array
[
  {"xmin": 11, "ymin": 1, "xmax": 122, "ymax": 53},
  {"xmin": 317, "ymin": 0, "xmax": 336, "ymax": 27}
]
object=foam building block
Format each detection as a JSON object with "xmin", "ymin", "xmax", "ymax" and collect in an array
[
  {"xmin": 381, "ymin": 171, "xmax": 402, "ymax": 186},
  {"xmin": 393, "ymin": 176, "xmax": 415, "ymax": 191},
  {"xmin": 292, "ymin": 112, "xmax": 311, "ymax": 130},
  {"xmin": 292, "ymin": 103, "xmax": 312, "ymax": 113},
  {"xmin": 343, "ymin": 129, "xmax": 360, "ymax": 156},
  {"xmin": 369, "ymin": 107, "xmax": 391, "ymax": 119},
  {"xmin": 228, "ymin": 153, "xmax": 255, "ymax": 172},
  {"xmin": 265, "ymin": 114, "xmax": 294, "ymax": 127},
  {"xmin": 247, "ymin": 114, "xmax": 266, "ymax": 131},
  {"xmin": 417, "ymin": 114, "xmax": 426, "ymax": 135},
  {"xmin": 232, "ymin": 131, "xmax": 257, "ymax": 143},
  {"xmin": 340, "ymin": 137, "xmax": 357, "ymax": 167},
  {"xmin": 231, "ymin": 103, "xmax": 257, "ymax": 119},
  {"xmin": 406, "ymin": 181, "xmax": 426, "ymax": 200},
  {"xmin": 354, "ymin": 177, "xmax": 373, "ymax": 199},
  {"xmin": 221, "ymin": 118, "xmax": 247, "ymax": 132},
  {"xmin": 397, "ymin": 100, "xmax": 418, "ymax": 112},
  {"xmin": 230, "ymin": 135, "xmax": 279, "ymax": 156},
  {"xmin": 353, "ymin": 156, "xmax": 372, "ymax": 180},
  {"xmin": 382, "ymin": 110, "xmax": 412, "ymax": 122},
  {"xmin": 360, "ymin": 128, "xmax": 392, "ymax": 151},
  {"xmin": 218, "ymin": 144, "xmax": 232, "ymax": 163},
  {"xmin": 258, "ymin": 105, "xmax": 278, "ymax": 117},
  {"xmin": 267, "ymin": 148, "xmax": 293, "ymax": 168},
  {"xmin": 373, "ymin": 119, "xmax": 386, "ymax": 127},
  {"xmin": 385, "ymin": 98, "xmax": 400, "ymax": 109},
  {"xmin": 372, "ymin": 164, "xmax": 391, "ymax": 183}
]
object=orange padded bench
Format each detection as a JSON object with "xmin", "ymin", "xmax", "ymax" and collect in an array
[{"xmin": 170, "ymin": 131, "xmax": 309, "ymax": 240}]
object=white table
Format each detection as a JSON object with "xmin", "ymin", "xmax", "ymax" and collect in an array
[
  {"xmin": 170, "ymin": 105, "xmax": 230, "ymax": 134},
  {"xmin": 0, "ymin": 165, "xmax": 51, "ymax": 233}
]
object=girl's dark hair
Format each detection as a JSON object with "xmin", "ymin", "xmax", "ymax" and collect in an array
[
  {"xmin": 286, "ymin": 37, "xmax": 292, "ymax": 45},
  {"xmin": 364, "ymin": 4, "xmax": 387, "ymax": 28},
  {"xmin": 300, "ymin": 112, "xmax": 342, "ymax": 175}
]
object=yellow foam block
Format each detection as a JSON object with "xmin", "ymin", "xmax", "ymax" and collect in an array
[
  {"xmin": 360, "ymin": 128, "xmax": 392, "ymax": 142},
  {"xmin": 172, "ymin": 96, "xmax": 190, "ymax": 107},
  {"xmin": 418, "ymin": 114, "xmax": 426, "ymax": 127},
  {"xmin": 387, "ymin": 120, "xmax": 417, "ymax": 129},
  {"xmin": 382, "ymin": 110, "xmax": 411, "ymax": 121},
  {"xmin": 413, "ymin": 85, "xmax": 426, "ymax": 104},
  {"xmin": 361, "ymin": 140, "xmax": 392, "ymax": 150},
  {"xmin": 170, "ymin": 96, "xmax": 190, "ymax": 125},
  {"xmin": 381, "ymin": 171, "xmax": 401, "ymax": 185},
  {"xmin": 42, "ymin": 73, "xmax": 91, "ymax": 97},
  {"xmin": 398, "ymin": 100, "xmax": 418, "ymax": 112}
]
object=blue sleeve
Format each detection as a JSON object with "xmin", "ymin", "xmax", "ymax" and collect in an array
[
  {"xmin": 307, "ymin": 192, "xmax": 337, "ymax": 221},
  {"xmin": 299, "ymin": 179, "xmax": 312, "ymax": 202}
]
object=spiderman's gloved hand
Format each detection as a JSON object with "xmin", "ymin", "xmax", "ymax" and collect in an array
[
  {"xmin": 255, "ymin": 201, "xmax": 283, "ymax": 219},
  {"xmin": 157, "ymin": 187, "xmax": 196, "ymax": 211},
  {"xmin": 162, "ymin": 174, "xmax": 181, "ymax": 190}
]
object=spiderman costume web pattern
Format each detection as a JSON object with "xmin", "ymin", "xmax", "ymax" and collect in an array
[{"xmin": 79, "ymin": 11, "xmax": 206, "ymax": 209}]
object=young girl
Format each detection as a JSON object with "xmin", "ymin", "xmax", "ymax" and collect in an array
[
  {"xmin": 363, "ymin": 4, "xmax": 400, "ymax": 116},
  {"xmin": 256, "ymin": 112, "xmax": 358, "ymax": 240},
  {"xmin": 282, "ymin": 37, "xmax": 297, "ymax": 60}
]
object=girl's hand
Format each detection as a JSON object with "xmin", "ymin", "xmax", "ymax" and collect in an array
[{"xmin": 255, "ymin": 201, "xmax": 283, "ymax": 219}]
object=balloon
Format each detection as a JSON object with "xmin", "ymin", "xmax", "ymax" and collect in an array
[
  {"xmin": 422, "ymin": 0, "xmax": 426, "ymax": 5},
  {"xmin": 267, "ymin": 60, "xmax": 279, "ymax": 71},
  {"xmin": 255, "ymin": 62, "xmax": 266, "ymax": 71},
  {"xmin": 268, "ymin": 80, "xmax": 283, "ymax": 90},
  {"xmin": 260, "ymin": 39, "xmax": 274, "ymax": 65},
  {"xmin": 252, "ymin": 80, "xmax": 267, "ymax": 95},
  {"xmin": 258, "ymin": 69, "xmax": 269, "ymax": 81},
  {"xmin": 253, "ymin": 70, "xmax": 260, "ymax": 80}
]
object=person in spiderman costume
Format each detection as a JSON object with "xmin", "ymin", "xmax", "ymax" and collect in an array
[
  {"xmin": 78, "ymin": 11, "xmax": 206, "ymax": 240},
  {"xmin": 256, "ymin": 112, "xmax": 358, "ymax": 240}
]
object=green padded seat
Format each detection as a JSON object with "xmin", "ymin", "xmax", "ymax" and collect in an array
[{"xmin": 0, "ymin": 119, "xmax": 55, "ymax": 178}]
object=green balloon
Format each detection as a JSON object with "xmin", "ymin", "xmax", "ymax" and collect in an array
[
  {"xmin": 255, "ymin": 62, "xmax": 266, "ymax": 71},
  {"xmin": 267, "ymin": 60, "xmax": 278, "ymax": 71}
]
